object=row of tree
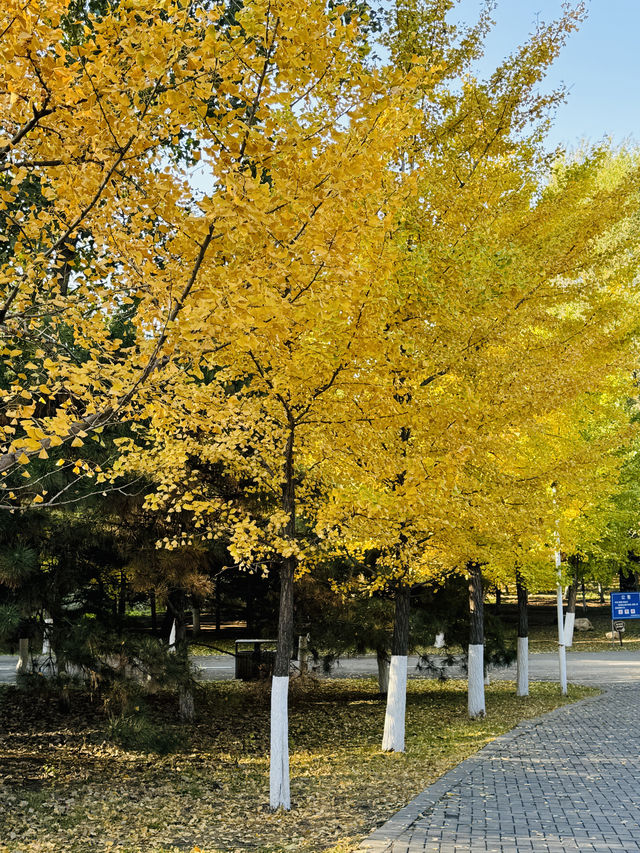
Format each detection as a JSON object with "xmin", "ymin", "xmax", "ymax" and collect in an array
[{"xmin": 2, "ymin": 0, "xmax": 640, "ymax": 809}]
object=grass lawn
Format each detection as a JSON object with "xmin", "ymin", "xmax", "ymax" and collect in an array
[{"xmin": 0, "ymin": 677, "xmax": 595, "ymax": 853}]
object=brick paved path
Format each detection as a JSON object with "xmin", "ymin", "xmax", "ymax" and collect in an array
[{"xmin": 360, "ymin": 686, "xmax": 640, "ymax": 852}]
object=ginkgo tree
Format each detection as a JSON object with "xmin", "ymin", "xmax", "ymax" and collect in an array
[
  {"xmin": 6, "ymin": 0, "xmax": 640, "ymax": 815},
  {"xmin": 316, "ymin": 131, "xmax": 640, "ymax": 726}
]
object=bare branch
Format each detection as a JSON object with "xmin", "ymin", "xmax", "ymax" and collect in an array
[{"xmin": 0, "ymin": 101, "xmax": 55, "ymax": 162}]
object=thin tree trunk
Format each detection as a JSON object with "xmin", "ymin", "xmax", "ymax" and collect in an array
[
  {"xmin": 297, "ymin": 634, "xmax": 308, "ymax": 674},
  {"xmin": 41, "ymin": 613, "xmax": 55, "ymax": 676},
  {"xmin": 179, "ymin": 689, "xmax": 195, "ymax": 721},
  {"xmin": 564, "ymin": 575, "xmax": 578, "ymax": 648},
  {"xmin": 191, "ymin": 603, "xmax": 200, "ymax": 636},
  {"xmin": 555, "ymin": 551, "xmax": 567, "ymax": 695},
  {"xmin": 246, "ymin": 572, "xmax": 254, "ymax": 634},
  {"xmin": 494, "ymin": 586, "xmax": 502, "ymax": 611},
  {"xmin": 16, "ymin": 638, "xmax": 29, "ymax": 675},
  {"xmin": 382, "ymin": 583, "xmax": 410, "ymax": 752},
  {"xmin": 376, "ymin": 647, "xmax": 389, "ymax": 695},
  {"xmin": 150, "ymin": 590, "xmax": 157, "ymax": 634},
  {"xmin": 215, "ymin": 581, "xmax": 221, "ymax": 632},
  {"xmin": 468, "ymin": 562, "xmax": 485, "ymax": 718},
  {"xmin": 270, "ymin": 423, "xmax": 296, "ymax": 811},
  {"xmin": 42, "ymin": 614, "xmax": 52, "ymax": 656},
  {"xmin": 170, "ymin": 590, "xmax": 193, "ymax": 721},
  {"xmin": 581, "ymin": 579, "xmax": 587, "ymax": 614},
  {"xmin": 118, "ymin": 570, "xmax": 126, "ymax": 620},
  {"xmin": 598, "ymin": 583, "xmax": 605, "ymax": 604},
  {"xmin": 165, "ymin": 589, "xmax": 186, "ymax": 641},
  {"xmin": 515, "ymin": 570, "xmax": 529, "ymax": 697}
]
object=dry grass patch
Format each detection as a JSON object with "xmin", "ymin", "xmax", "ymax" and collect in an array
[{"xmin": 0, "ymin": 677, "xmax": 596, "ymax": 853}]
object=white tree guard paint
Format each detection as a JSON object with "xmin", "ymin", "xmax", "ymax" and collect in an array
[
  {"xmin": 168, "ymin": 619, "xmax": 176, "ymax": 652},
  {"xmin": 16, "ymin": 638, "xmax": 29, "ymax": 673},
  {"xmin": 564, "ymin": 611, "xmax": 575, "ymax": 648},
  {"xmin": 382, "ymin": 655, "xmax": 407, "ymax": 752},
  {"xmin": 484, "ymin": 669, "xmax": 491, "ymax": 686},
  {"xmin": 270, "ymin": 676, "xmax": 291, "ymax": 810},
  {"xmin": 467, "ymin": 644, "xmax": 485, "ymax": 718},
  {"xmin": 377, "ymin": 655, "xmax": 389, "ymax": 694},
  {"xmin": 556, "ymin": 581, "xmax": 567, "ymax": 695},
  {"xmin": 516, "ymin": 636, "xmax": 529, "ymax": 696},
  {"xmin": 553, "ymin": 508, "xmax": 568, "ymax": 695},
  {"xmin": 434, "ymin": 632, "xmax": 445, "ymax": 648}
]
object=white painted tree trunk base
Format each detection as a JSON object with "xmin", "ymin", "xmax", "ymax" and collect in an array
[
  {"xmin": 434, "ymin": 632, "xmax": 445, "ymax": 648},
  {"xmin": 516, "ymin": 636, "xmax": 529, "ymax": 696},
  {"xmin": 558, "ymin": 642, "xmax": 567, "ymax": 695},
  {"xmin": 564, "ymin": 611, "xmax": 575, "ymax": 648},
  {"xmin": 556, "ymin": 581, "xmax": 568, "ymax": 695},
  {"xmin": 468, "ymin": 644, "xmax": 485, "ymax": 718},
  {"xmin": 270, "ymin": 676, "xmax": 290, "ymax": 810},
  {"xmin": 382, "ymin": 655, "xmax": 407, "ymax": 752},
  {"xmin": 168, "ymin": 620, "xmax": 176, "ymax": 652}
]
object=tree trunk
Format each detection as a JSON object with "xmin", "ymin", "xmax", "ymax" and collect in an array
[
  {"xmin": 179, "ymin": 688, "xmax": 195, "ymax": 721},
  {"xmin": 581, "ymin": 579, "xmax": 587, "ymax": 614},
  {"xmin": 246, "ymin": 572, "xmax": 254, "ymax": 634},
  {"xmin": 41, "ymin": 614, "xmax": 55, "ymax": 677},
  {"xmin": 564, "ymin": 576, "xmax": 578, "ymax": 648},
  {"xmin": 215, "ymin": 581, "xmax": 221, "ymax": 632},
  {"xmin": 118, "ymin": 570, "xmax": 126, "ymax": 620},
  {"xmin": 270, "ymin": 423, "xmax": 296, "ymax": 811},
  {"xmin": 191, "ymin": 603, "xmax": 201, "ymax": 637},
  {"xmin": 555, "ymin": 551, "xmax": 567, "ymax": 695},
  {"xmin": 468, "ymin": 562, "xmax": 485, "ymax": 719},
  {"xmin": 515, "ymin": 570, "xmax": 529, "ymax": 697},
  {"xmin": 494, "ymin": 586, "xmax": 501, "ymax": 611},
  {"xmin": 150, "ymin": 590, "xmax": 157, "ymax": 634},
  {"xmin": 165, "ymin": 589, "xmax": 186, "ymax": 642},
  {"xmin": 297, "ymin": 634, "xmax": 308, "ymax": 674},
  {"xmin": 42, "ymin": 614, "xmax": 52, "ymax": 656},
  {"xmin": 167, "ymin": 590, "xmax": 192, "ymax": 719},
  {"xmin": 598, "ymin": 583, "xmax": 605, "ymax": 604},
  {"xmin": 16, "ymin": 638, "xmax": 29, "ymax": 675},
  {"xmin": 382, "ymin": 583, "xmax": 410, "ymax": 752},
  {"xmin": 376, "ymin": 647, "xmax": 389, "ymax": 695}
]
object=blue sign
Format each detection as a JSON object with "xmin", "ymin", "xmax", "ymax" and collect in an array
[{"xmin": 611, "ymin": 592, "xmax": 640, "ymax": 620}]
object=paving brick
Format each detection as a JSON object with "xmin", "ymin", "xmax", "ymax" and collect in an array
[{"xmin": 359, "ymin": 685, "xmax": 640, "ymax": 853}]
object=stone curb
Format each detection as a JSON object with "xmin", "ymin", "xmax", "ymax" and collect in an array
[{"xmin": 357, "ymin": 687, "xmax": 609, "ymax": 852}]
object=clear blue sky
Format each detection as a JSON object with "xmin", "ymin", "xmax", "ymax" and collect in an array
[{"xmin": 451, "ymin": 0, "xmax": 640, "ymax": 150}]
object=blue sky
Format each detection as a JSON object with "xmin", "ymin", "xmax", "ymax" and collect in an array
[{"xmin": 451, "ymin": 0, "xmax": 640, "ymax": 150}]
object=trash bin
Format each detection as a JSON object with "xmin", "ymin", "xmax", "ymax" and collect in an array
[{"xmin": 234, "ymin": 640, "xmax": 276, "ymax": 680}]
